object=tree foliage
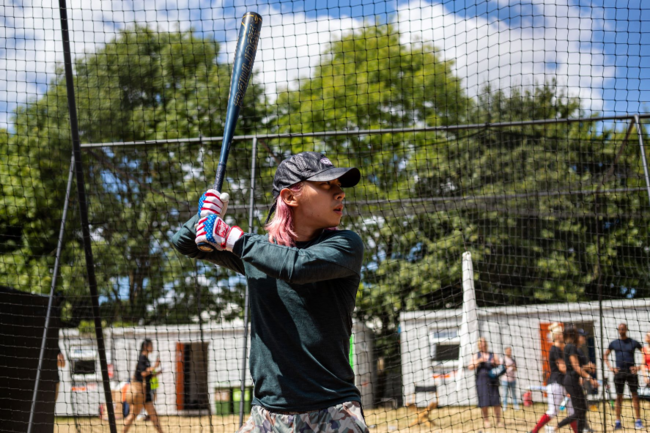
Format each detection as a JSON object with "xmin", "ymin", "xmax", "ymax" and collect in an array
[
  {"xmin": 0, "ymin": 26, "xmax": 267, "ymax": 325},
  {"xmin": 1, "ymin": 23, "xmax": 648, "ymax": 345},
  {"xmin": 268, "ymin": 25, "xmax": 650, "ymax": 353}
]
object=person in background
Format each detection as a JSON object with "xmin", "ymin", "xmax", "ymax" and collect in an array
[
  {"xmin": 138, "ymin": 356, "xmax": 161, "ymax": 422},
  {"xmin": 502, "ymin": 346, "xmax": 519, "ymax": 411},
  {"xmin": 469, "ymin": 337, "xmax": 503, "ymax": 428},
  {"xmin": 123, "ymin": 339, "xmax": 163, "ymax": 433},
  {"xmin": 556, "ymin": 327, "xmax": 597, "ymax": 433},
  {"xmin": 150, "ymin": 360, "xmax": 160, "ymax": 403},
  {"xmin": 643, "ymin": 332, "xmax": 650, "ymax": 386},
  {"xmin": 55, "ymin": 351, "xmax": 65, "ymax": 402},
  {"xmin": 529, "ymin": 323, "xmax": 573, "ymax": 433},
  {"xmin": 604, "ymin": 323, "xmax": 643, "ymax": 430}
]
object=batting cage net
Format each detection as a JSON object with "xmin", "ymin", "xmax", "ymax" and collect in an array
[{"xmin": 1, "ymin": 1, "xmax": 650, "ymax": 432}]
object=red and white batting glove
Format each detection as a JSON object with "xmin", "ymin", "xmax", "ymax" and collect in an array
[
  {"xmin": 195, "ymin": 214, "xmax": 244, "ymax": 252},
  {"xmin": 197, "ymin": 189, "xmax": 229, "ymax": 218}
]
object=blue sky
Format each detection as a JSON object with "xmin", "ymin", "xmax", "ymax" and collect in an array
[{"xmin": 1, "ymin": 0, "xmax": 648, "ymax": 130}]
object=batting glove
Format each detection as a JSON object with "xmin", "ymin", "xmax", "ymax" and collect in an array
[
  {"xmin": 198, "ymin": 189, "xmax": 229, "ymax": 218},
  {"xmin": 195, "ymin": 214, "xmax": 244, "ymax": 252}
]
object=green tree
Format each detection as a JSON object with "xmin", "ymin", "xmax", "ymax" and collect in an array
[
  {"xmin": 0, "ymin": 26, "xmax": 267, "ymax": 325},
  {"xmin": 266, "ymin": 22, "xmax": 650, "ymax": 391}
]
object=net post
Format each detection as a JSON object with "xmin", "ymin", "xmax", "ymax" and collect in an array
[
  {"xmin": 239, "ymin": 137, "xmax": 258, "ymax": 427},
  {"xmin": 27, "ymin": 155, "xmax": 74, "ymax": 433},
  {"xmin": 599, "ymin": 228, "xmax": 607, "ymax": 433},
  {"xmin": 633, "ymin": 115, "xmax": 650, "ymax": 205},
  {"xmin": 57, "ymin": 1, "xmax": 117, "ymax": 431}
]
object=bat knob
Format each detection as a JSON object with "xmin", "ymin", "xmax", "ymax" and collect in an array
[{"xmin": 197, "ymin": 243, "xmax": 215, "ymax": 252}]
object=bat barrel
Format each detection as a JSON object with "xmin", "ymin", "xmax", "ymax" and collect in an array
[{"xmin": 213, "ymin": 12, "xmax": 263, "ymax": 191}]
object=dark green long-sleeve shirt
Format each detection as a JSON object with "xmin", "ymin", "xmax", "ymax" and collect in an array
[{"xmin": 172, "ymin": 214, "xmax": 364, "ymax": 411}]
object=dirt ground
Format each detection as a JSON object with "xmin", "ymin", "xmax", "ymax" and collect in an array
[{"xmin": 54, "ymin": 403, "xmax": 650, "ymax": 432}]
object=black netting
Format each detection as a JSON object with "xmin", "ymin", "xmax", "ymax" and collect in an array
[{"xmin": 1, "ymin": 1, "xmax": 650, "ymax": 432}]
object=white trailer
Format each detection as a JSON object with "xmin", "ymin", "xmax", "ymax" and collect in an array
[
  {"xmin": 56, "ymin": 320, "xmax": 374, "ymax": 417},
  {"xmin": 400, "ymin": 298, "xmax": 650, "ymax": 407}
]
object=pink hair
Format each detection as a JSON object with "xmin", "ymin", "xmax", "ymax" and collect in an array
[
  {"xmin": 265, "ymin": 183, "xmax": 304, "ymax": 247},
  {"xmin": 265, "ymin": 182, "xmax": 338, "ymax": 246}
]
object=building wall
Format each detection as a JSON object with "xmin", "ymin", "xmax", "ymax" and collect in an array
[
  {"xmin": 56, "ymin": 322, "xmax": 373, "ymax": 416},
  {"xmin": 400, "ymin": 300, "xmax": 650, "ymax": 407}
]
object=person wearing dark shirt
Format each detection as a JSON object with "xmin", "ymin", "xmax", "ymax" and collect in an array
[
  {"xmin": 123, "ymin": 339, "xmax": 163, "ymax": 433},
  {"xmin": 468, "ymin": 337, "xmax": 503, "ymax": 429},
  {"xmin": 173, "ymin": 152, "xmax": 368, "ymax": 433},
  {"xmin": 530, "ymin": 323, "xmax": 573, "ymax": 433},
  {"xmin": 604, "ymin": 323, "xmax": 643, "ymax": 430},
  {"xmin": 556, "ymin": 327, "xmax": 597, "ymax": 433}
]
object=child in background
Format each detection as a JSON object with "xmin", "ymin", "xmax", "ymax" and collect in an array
[{"xmin": 502, "ymin": 346, "xmax": 519, "ymax": 411}]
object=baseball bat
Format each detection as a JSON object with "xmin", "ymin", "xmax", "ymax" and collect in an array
[
  {"xmin": 198, "ymin": 12, "xmax": 262, "ymax": 252},
  {"xmin": 214, "ymin": 12, "xmax": 262, "ymax": 192}
]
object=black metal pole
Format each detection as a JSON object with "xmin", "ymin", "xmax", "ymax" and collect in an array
[
  {"xmin": 79, "ymin": 113, "xmax": 650, "ymax": 149},
  {"xmin": 599, "ymin": 235, "xmax": 607, "ymax": 433},
  {"xmin": 239, "ymin": 137, "xmax": 257, "ymax": 427},
  {"xmin": 27, "ymin": 155, "xmax": 75, "ymax": 433},
  {"xmin": 57, "ymin": 1, "xmax": 117, "ymax": 431}
]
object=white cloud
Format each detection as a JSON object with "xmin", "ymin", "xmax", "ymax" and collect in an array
[
  {"xmin": 0, "ymin": 0, "xmax": 211, "ymax": 129},
  {"xmin": 231, "ymin": 6, "xmax": 361, "ymax": 99},
  {"xmin": 396, "ymin": 0, "xmax": 614, "ymax": 111},
  {"xmin": 0, "ymin": 0, "xmax": 614, "ymax": 130}
]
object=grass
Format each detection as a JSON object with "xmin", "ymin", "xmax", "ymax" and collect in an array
[{"xmin": 54, "ymin": 403, "xmax": 650, "ymax": 432}]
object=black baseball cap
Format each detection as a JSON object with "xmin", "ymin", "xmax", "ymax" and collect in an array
[
  {"xmin": 267, "ymin": 151, "xmax": 360, "ymax": 220},
  {"xmin": 577, "ymin": 328, "xmax": 589, "ymax": 337}
]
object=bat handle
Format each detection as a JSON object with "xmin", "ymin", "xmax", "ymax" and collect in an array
[
  {"xmin": 213, "ymin": 162, "xmax": 227, "ymax": 192},
  {"xmin": 197, "ymin": 162, "xmax": 228, "ymax": 252}
]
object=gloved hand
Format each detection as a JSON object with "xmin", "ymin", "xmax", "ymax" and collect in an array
[
  {"xmin": 198, "ymin": 189, "xmax": 229, "ymax": 218},
  {"xmin": 195, "ymin": 214, "xmax": 244, "ymax": 252}
]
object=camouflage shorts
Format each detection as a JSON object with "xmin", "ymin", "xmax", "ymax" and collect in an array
[{"xmin": 237, "ymin": 401, "xmax": 369, "ymax": 433}]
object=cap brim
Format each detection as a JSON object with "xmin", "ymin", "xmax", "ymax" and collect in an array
[{"xmin": 306, "ymin": 167, "xmax": 361, "ymax": 187}]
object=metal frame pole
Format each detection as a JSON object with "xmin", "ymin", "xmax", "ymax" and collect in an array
[
  {"xmin": 78, "ymin": 113, "xmax": 650, "ymax": 149},
  {"xmin": 239, "ymin": 137, "xmax": 257, "ymax": 427},
  {"xmin": 27, "ymin": 155, "xmax": 75, "ymax": 433},
  {"xmin": 634, "ymin": 115, "xmax": 650, "ymax": 204},
  {"xmin": 632, "ymin": 117, "xmax": 650, "ymax": 429},
  {"xmin": 57, "ymin": 1, "xmax": 117, "ymax": 431},
  {"xmin": 195, "ymin": 259, "xmax": 214, "ymax": 432}
]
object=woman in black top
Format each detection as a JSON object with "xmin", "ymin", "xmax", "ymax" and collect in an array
[
  {"xmin": 469, "ymin": 337, "xmax": 503, "ymax": 428},
  {"xmin": 123, "ymin": 339, "xmax": 164, "ymax": 433},
  {"xmin": 556, "ymin": 326, "xmax": 597, "ymax": 433}
]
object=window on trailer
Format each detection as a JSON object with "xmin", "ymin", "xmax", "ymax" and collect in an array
[
  {"xmin": 432, "ymin": 344, "xmax": 460, "ymax": 362},
  {"xmin": 72, "ymin": 359, "xmax": 96, "ymax": 375},
  {"xmin": 429, "ymin": 329, "xmax": 460, "ymax": 363}
]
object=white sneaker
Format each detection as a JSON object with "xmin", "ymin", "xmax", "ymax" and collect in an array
[
  {"xmin": 545, "ymin": 425, "xmax": 555, "ymax": 433},
  {"xmin": 136, "ymin": 414, "xmax": 146, "ymax": 421}
]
